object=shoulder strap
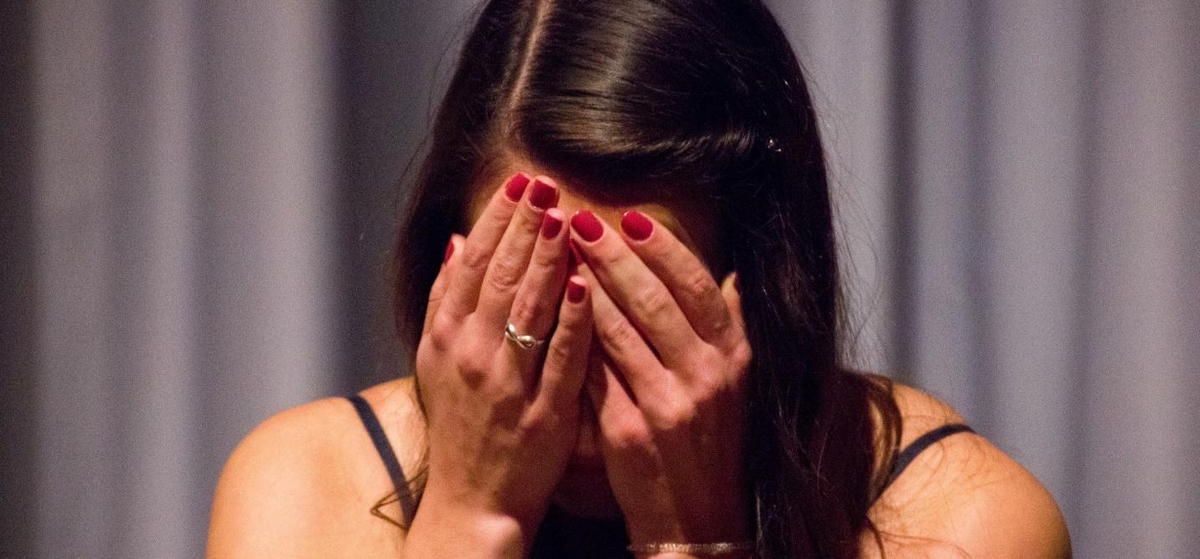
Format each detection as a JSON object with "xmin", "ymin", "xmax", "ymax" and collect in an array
[
  {"xmin": 346, "ymin": 394, "xmax": 417, "ymax": 523},
  {"xmin": 878, "ymin": 423, "xmax": 975, "ymax": 498}
]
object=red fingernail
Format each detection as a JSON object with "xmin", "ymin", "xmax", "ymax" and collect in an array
[
  {"xmin": 567, "ymin": 276, "xmax": 586, "ymax": 303},
  {"xmin": 620, "ymin": 210, "xmax": 654, "ymax": 241},
  {"xmin": 570, "ymin": 210, "xmax": 604, "ymax": 243},
  {"xmin": 529, "ymin": 178, "xmax": 558, "ymax": 210},
  {"xmin": 504, "ymin": 172, "xmax": 531, "ymax": 202},
  {"xmin": 541, "ymin": 208, "xmax": 564, "ymax": 239},
  {"xmin": 443, "ymin": 239, "xmax": 455, "ymax": 262}
]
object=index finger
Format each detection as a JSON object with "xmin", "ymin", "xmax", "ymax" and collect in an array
[
  {"xmin": 437, "ymin": 172, "xmax": 531, "ymax": 320},
  {"xmin": 617, "ymin": 210, "xmax": 737, "ymax": 348}
]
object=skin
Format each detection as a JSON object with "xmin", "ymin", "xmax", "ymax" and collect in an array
[
  {"xmin": 207, "ymin": 163, "xmax": 1072, "ymax": 558},
  {"xmin": 461, "ymin": 167, "xmax": 738, "ymax": 528}
]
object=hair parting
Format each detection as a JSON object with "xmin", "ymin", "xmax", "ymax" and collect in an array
[{"xmin": 388, "ymin": 1, "xmax": 903, "ymax": 556}]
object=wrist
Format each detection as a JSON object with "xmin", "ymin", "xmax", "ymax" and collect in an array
[
  {"xmin": 405, "ymin": 485, "xmax": 536, "ymax": 558},
  {"xmin": 624, "ymin": 507, "xmax": 752, "ymax": 549},
  {"xmin": 626, "ymin": 529, "xmax": 755, "ymax": 559},
  {"xmin": 626, "ymin": 533, "xmax": 756, "ymax": 559}
]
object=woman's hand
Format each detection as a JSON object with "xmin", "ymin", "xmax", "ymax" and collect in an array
[
  {"xmin": 568, "ymin": 209, "xmax": 754, "ymax": 551},
  {"xmin": 404, "ymin": 173, "xmax": 593, "ymax": 557}
]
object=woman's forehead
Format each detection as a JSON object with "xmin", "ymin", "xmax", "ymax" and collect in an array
[
  {"xmin": 467, "ymin": 176, "xmax": 680, "ymax": 230},
  {"xmin": 464, "ymin": 170, "xmax": 722, "ymax": 272}
]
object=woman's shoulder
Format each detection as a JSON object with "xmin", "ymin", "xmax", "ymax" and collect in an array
[
  {"xmin": 865, "ymin": 379, "xmax": 1071, "ymax": 558},
  {"xmin": 207, "ymin": 377, "xmax": 424, "ymax": 558}
]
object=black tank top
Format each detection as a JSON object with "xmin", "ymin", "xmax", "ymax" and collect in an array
[{"xmin": 346, "ymin": 394, "xmax": 974, "ymax": 538}]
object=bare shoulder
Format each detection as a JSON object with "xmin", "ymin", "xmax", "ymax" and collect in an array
[
  {"xmin": 863, "ymin": 381, "xmax": 1071, "ymax": 558},
  {"xmin": 206, "ymin": 377, "xmax": 425, "ymax": 558}
]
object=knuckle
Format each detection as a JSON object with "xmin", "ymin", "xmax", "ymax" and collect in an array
[
  {"xmin": 530, "ymin": 243, "xmax": 559, "ymax": 270},
  {"xmin": 591, "ymin": 245, "xmax": 623, "ymax": 269},
  {"xmin": 610, "ymin": 420, "xmax": 652, "ymax": 451},
  {"xmin": 479, "ymin": 205, "xmax": 515, "ymax": 234},
  {"xmin": 706, "ymin": 313, "xmax": 733, "ymax": 339},
  {"xmin": 486, "ymin": 257, "xmax": 526, "ymax": 293},
  {"xmin": 456, "ymin": 367, "xmax": 489, "ymax": 388},
  {"xmin": 509, "ymin": 296, "xmax": 548, "ymax": 331},
  {"xmin": 456, "ymin": 351, "xmax": 491, "ymax": 387},
  {"xmin": 426, "ymin": 313, "xmax": 457, "ymax": 351},
  {"xmin": 690, "ymin": 372, "xmax": 727, "ymax": 404},
  {"xmin": 655, "ymin": 398, "xmax": 697, "ymax": 432},
  {"xmin": 683, "ymin": 270, "xmax": 720, "ymax": 304},
  {"xmin": 425, "ymin": 290, "xmax": 446, "ymax": 311},
  {"xmin": 458, "ymin": 366, "xmax": 488, "ymax": 388},
  {"xmin": 518, "ymin": 208, "xmax": 544, "ymax": 233},
  {"xmin": 523, "ymin": 403, "xmax": 569, "ymax": 434},
  {"xmin": 414, "ymin": 349, "xmax": 437, "ymax": 380},
  {"xmin": 491, "ymin": 382, "xmax": 526, "ymax": 412},
  {"xmin": 632, "ymin": 286, "xmax": 673, "ymax": 318},
  {"xmin": 598, "ymin": 317, "xmax": 641, "ymax": 348},
  {"xmin": 543, "ymin": 338, "xmax": 574, "ymax": 371},
  {"xmin": 460, "ymin": 243, "xmax": 492, "ymax": 270},
  {"xmin": 729, "ymin": 340, "xmax": 753, "ymax": 370}
]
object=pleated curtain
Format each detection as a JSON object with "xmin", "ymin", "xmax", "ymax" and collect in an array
[{"xmin": 11, "ymin": 2, "xmax": 1197, "ymax": 557}]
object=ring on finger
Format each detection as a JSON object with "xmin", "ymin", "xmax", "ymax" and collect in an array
[{"xmin": 504, "ymin": 321, "xmax": 547, "ymax": 350}]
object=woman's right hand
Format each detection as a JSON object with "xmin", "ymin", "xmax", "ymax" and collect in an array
[{"xmin": 403, "ymin": 173, "xmax": 593, "ymax": 558}]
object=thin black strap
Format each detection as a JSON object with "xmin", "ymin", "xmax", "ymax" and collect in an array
[
  {"xmin": 880, "ymin": 423, "xmax": 976, "ymax": 496},
  {"xmin": 346, "ymin": 394, "xmax": 417, "ymax": 523}
]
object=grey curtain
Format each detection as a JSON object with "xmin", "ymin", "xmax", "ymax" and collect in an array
[
  {"xmin": 775, "ymin": 3, "xmax": 1200, "ymax": 556},
  {"xmin": 5, "ymin": 1, "xmax": 1196, "ymax": 558},
  {"xmin": 22, "ymin": 2, "xmax": 338, "ymax": 557}
]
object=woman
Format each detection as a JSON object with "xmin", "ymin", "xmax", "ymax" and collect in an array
[{"xmin": 208, "ymin": 0, "xmax": 1069, "ymax": 557}]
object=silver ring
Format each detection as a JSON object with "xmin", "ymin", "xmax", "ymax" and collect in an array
[{"xmin": 504, "ymin": 321, "xmax": 546, "ymax": 350}]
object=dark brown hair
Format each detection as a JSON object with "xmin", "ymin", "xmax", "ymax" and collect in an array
[{"xmin": 390, "ymin": 0, "xmax": 903, "ymax": 556}]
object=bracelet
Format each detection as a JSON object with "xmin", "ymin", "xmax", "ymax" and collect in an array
[{"xmin": 626, "ymin": 541, "xmax": 755, "ymax": 556}]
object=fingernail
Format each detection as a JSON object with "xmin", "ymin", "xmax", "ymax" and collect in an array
[
  {"xmin": 620, "ymin": 210, "xmax": 653, "ymax": 241},
  {"xmin": 443, "ymin": 239, "xmax": 455, "ymax": 263},
  {"xmin": 541, "ymin": 208, "xmax": 564, "ymax": 239},
  {"xmin": 529, "ymin": 178, "xmax": 558, "ymax": 210},
  {"xmin": 570, "ymin": 210, "xmax": 604, "ymax": 243},
  {"xmin": 504, "ymin": 172, "xmax": 531, "ymax": 202},
  {"xmin": 567, "ymin": 276, "xmax": 586, "ymax": 303}
]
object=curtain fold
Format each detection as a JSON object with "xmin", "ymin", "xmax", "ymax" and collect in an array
[
  {"xmin": 771, "ymin": 2, "xmax": 1200, "ymax": 556},
  {"xmin": 20, "ymin": 1, "xmax": 1198, "ymax": 557},
  {"xmin": 32, "ymin": 2, "xmax": 336, "ymax": 557}
]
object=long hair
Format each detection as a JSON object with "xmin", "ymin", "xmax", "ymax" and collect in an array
[{"xmin": 391, "ymin": 0, "xmax": 903, "ymax": 556}]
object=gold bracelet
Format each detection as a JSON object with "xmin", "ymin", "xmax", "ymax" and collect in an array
[{"xmin": 626, "ymin": 541, "xmax": 755, "ymax": 555}]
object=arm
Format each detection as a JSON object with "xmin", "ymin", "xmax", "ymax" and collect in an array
[
  {"xmin": 205, "ymin": 394, "xmax": 532, "ymax": 559},
  {"xmin": 206, "ymin": 399, "xmax": 351, "ymax": 558},
  {"xmin": 209, "ymin": 171, "xmax": 593, "ymax": 558},
  {"xmin": 864, "ymin": 386, "xmax": 1071, "ymax": 558}
]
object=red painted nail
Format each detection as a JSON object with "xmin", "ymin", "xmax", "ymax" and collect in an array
[
  {"xmin": 620, "ymin": 210, "xmax": 654, "ymax": 241},
  {"xmin": 443, "ymin": 239, "xmax": 455, "ymax": 263},
  {"xmin": 529, "ymin": 178, "xmax": 558, "ymax": 210},
  {"xmin": 566, "ymin": 276, "xmax": 586, "ymax": 303},
  {"xmin": 570, "ymin": 210, "xmax": 604, "ymax": 243},
  {"xmin": 541, "ymin": 208, "xmax": 564, "ymax": 239},
  {"xmin": 504, "ymin": 172, "xmax": 531, "ymax": 202}
]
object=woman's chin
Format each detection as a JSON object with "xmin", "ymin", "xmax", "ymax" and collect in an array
[{"xmin": 550, "ymin": 464, "xmax": 624, "ymax": 520}]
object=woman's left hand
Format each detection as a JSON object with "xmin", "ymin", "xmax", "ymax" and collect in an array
[{"xmin": 568, "ymin": 209, "xmax": 754, "ymax": 550}]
